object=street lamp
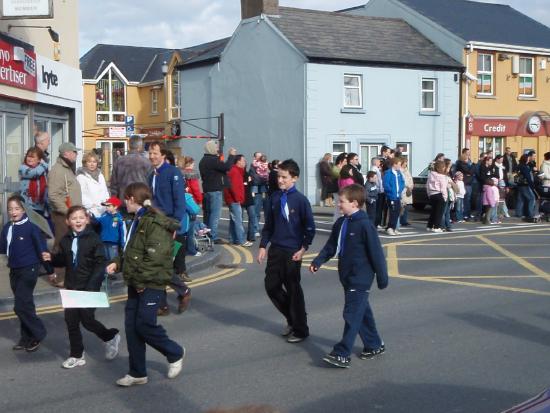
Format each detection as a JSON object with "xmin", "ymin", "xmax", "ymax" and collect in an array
[
  {"xmin": 8, "ymin": 25, "xmax": 60, "ymax": 42},
  {"xmin": 161, "ymin": 61, "xmax": 169, "ymax": 135},
  {"xmin": 161, "ymin": 61, "xmax": 168, "ymax": 76}
]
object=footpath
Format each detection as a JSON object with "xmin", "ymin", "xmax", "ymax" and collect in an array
[{"xmin": 0, "ymin": 248, "xmax": 221, "ymax": 313}]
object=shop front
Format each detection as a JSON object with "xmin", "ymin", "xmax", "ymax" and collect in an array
[{"xmin": 466, "ymin": 112, "xmax": 550, "ymax": 164}]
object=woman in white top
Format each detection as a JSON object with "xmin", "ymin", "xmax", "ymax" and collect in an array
[{"xmin": 76, "ymin": 152, "xmax": 110, "ymax": 218}]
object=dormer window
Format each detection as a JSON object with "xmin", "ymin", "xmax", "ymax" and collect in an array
[
  {"xmin": 170, "ymin": 71, "xmax": 180, "ymax": 119},
  {"xmin": 96, "ymin": 68, "xmax": 126, "ymax": 123}
]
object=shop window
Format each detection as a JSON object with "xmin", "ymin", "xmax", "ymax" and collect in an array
[
  {"xmin": 360, "ymin": 144, "xmax": 383, "ymax": 169},
  {"xmin": 151, "ymin": 89, "xmax": 159, "ymax": 115},
  {"xmin": 396, "ymin": 142, "xmax": 412, "ymax": 167},
  {"xmin": 519, "ymin": 57, "xmax": 534, "ymax": 97},
  {"xmin": 476, "ymin": 53, "xmax": 493, "ymax": 95},
  {"xmin": 421, "ymin": 79, "xmax": 436, "ymax": 111},
  {"xmin": 343, "ymin": 74, "xmax": 363, "ymax": 108},
  {"xmin": 170, "ymin": 73, "xmax": 180, "ymax": 119},
  {"xmin": 332, "ymin": 142, "xmax": 350, "ymax": 162},
  {"xmin": 95, "ymin": 68, "xmax": 126, "ymax": 124},
  {"xmin": 479, "ymin": 137, "xmax": 504, "ymax": 157}
]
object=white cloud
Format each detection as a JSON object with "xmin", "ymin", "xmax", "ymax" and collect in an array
[{"xmin": 79, "ymin": 0, "xmax": 550, "ymax": 56}]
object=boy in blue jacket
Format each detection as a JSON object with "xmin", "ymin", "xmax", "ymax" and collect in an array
[
  {"xmin": 310, "ymin": 184, "xmax": 388, "ymax": 368},
  {"xmin": 96, "ymin": 196, "xmax": 126, "ymax": 267},
  {"xmin": 382, "ymin": 157, "xmax": 405, "ymax": 236},
  {"xmin": 257, "ymin": 159, "xmax": 315, "ymax": 343}
]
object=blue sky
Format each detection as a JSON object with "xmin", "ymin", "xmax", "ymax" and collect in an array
[{"xmin": 79, "ymin": 0, "xmax": 550, "ymax": 56}]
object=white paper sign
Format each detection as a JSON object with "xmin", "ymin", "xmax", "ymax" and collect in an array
[
  {"xmin": 59, "ymin": 289, "xmax": 110, "ymax": 308},
  {"xmin": 2, "ymin": 0, "xmax": 52, "ymax": 17}
]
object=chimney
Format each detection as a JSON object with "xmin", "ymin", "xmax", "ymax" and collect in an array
[{"xmin": 241, "ymin": 0, "xmax": 279, "ymax": 20}]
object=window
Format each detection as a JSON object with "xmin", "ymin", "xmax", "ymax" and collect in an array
[
  {"xmin": 170, "ymin": 73, "xmax": 180, "ymax": 119},
  {"xmin": 95, "ymin": 68, "xmax": 126, "ymax": 123},
  {"xmin": 151, "ymin": 89, "xmax": 158, "ymax": 114},
  {"xmin": 396, "ymin": 142, "xmax": 411, "ymax": 166},
  {"xmin": 332, "ymin": 142, "xmax": 350, "ymax": 161},
  {"xmin": 479, "ymin": 137, "xmax": 504, "ymax": 157},
  {"xmin": 519, "ymin": 57, "xmax": 534, "ymax": 97},
  {"xmin": 343, "ymin": 74, "xmax": 362, "ymax": 108},
  {"xmin": 476, "ymin": 53, "xmax": 493, "ymax": 95},
  {"xmin": 421, "ymin": 79, "xmax": 436, "ymax": 111}
]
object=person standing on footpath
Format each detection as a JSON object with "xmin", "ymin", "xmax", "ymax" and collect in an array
[
  {"xmin": 76, "ymin": 152, "xmax": 110, "ymax": 218},
  {"xmin": 310, "ymin": 184, "xmax": 388, "ymax": 368},
  {"xmin": 257, "ymin": 159, "xmax": 315, "ymax": 344},
  {"xmin": 199, "ymin": 140, "xmax": 232, "ymax": 244},
  {"xmin": 106, "ymin": 183, "xmax": 185, "ymax": 387},
  {"xmin": 382, "ymin": 157, "xmax": 405, "ymax": 236},
  {"xmin": 34, "ymin": 131, "xmax": 51, "ymax": 165},
  {"xmin": 224, "ymin": 154, "xmax": 253, "ymax": 247},
  {"xmin": 109, "ymin": 136, "xmax": 152, "ymax": 200},
  {"xmin": 455, "ymin": 148, "xmax": 476, "ymax": 221},
  {"xmin": 147, "ymin": 143, "xmax": 192, "ymax": 315}
]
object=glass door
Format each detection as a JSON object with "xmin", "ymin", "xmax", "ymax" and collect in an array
[{"xmin": 51, "ymin": 121, "xmax": 67, "ymax": 157}]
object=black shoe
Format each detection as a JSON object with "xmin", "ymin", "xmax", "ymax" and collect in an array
[
  {"xmin": 25, "ymin": 340, "xmax": 41, "ymax": 352},
  {"xmin": 177, "ymin": 290, "xmax": 192, "ymax": 314},
  {"xmin": 359, "ymin": 344, "xmax": 385, "ymax": 360},
  {"xmin": 287, "ymin": 333, "xmax": 307, "ymax": 343},
  {"xmin": 13, "ymin": 339, "xmax": 28, "ymax": 351},
  {"xmin": 322, "ymin": 353, "xmax": 351, "ymax": 368},
  {"xmin": 213, "ymin": 239, "xmax": 228, "ymax": 245}
]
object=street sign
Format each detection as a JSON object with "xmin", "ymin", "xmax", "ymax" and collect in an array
[{"xmin": 125, "ymin": 115, "xmax": 135, "ymax": 136}]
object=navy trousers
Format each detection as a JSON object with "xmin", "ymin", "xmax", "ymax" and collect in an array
[
  {"xmin": 264, "ymin": 246, "xmax": 309, "ymax": 338},
  {"xmin": 9, "ymin": 264, "xmax": 47, "ymax": 344},
  {"xmin": 64, "ymin": 307, "xmax": 118, "ymax": 358},
  {"xmin": 125, "ymin": 286, "xmax": 183, "ymax": 378},
  {"xmin": 332, "ymin": 288, "xmax": 383, "ymax": 358}
]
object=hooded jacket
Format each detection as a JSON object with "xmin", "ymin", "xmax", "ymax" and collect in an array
[
  {"xmin": 113, "ymin": 209, "xmax": 180, "ymax": 290},
  {"xmin": 48, "ymin": 156, "xmax": 82, "ymax": 215},
  {"xmin": 312, "ymin": 210, "xmax": 388, "ymax": 290},
  {"xmin": 541, "ymin": 160, "xmax": 550, "ymax": 187},
  {"xmin": 224, "ymin": 165, "xmax": 245, "ymax": 205},
  {"xmin": 199, "ymin": 154, "xmax": 231, "ymax": 193}
]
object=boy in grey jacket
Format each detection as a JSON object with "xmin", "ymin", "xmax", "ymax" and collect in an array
[{"xmin": 364, "ymin": 171, "xmax": 379, "ymax": 222}]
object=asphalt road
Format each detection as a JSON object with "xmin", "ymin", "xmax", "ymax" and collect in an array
[{"xmin": 1, "ymin": 212, "xmax": 549, "ymax": 413}]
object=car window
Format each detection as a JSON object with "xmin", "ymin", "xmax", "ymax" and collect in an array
[{"xmin": 418, "ymin": 167, "xmax": 429, "ymax": 178}]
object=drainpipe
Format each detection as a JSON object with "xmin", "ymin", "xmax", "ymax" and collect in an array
[{"xmin": 463, "ymin": 45, "xmax": 472, "ymax": 150}]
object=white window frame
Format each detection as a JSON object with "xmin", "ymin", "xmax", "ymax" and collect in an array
[
  {"xmin": 519, "ymin": 57, "xmax": 535, "ymax": 97},
  {"xmin": 421, "ymin": 78, "xmax": 436, "ymax": 111},
  {"xmin": 343, "ymin": 74, "xmax": 363, "ymax": 109},
  {"xmin": 151, "ymin": 89, "xmax": 159, "ymax": 115},
  {"xmin": 477, "ymin": 53, "xmax": 494, "ymax": 96},
  {"xmin": 169, "ymin": 72, "xmax": 180, "ymax": 120},
  {"xmin": 332, "ymin": 141, "xmax": 350, "ymax": 162},
  {"xmin": 95, "ymin": 68, "xmax": 126, "ymax": 124}
]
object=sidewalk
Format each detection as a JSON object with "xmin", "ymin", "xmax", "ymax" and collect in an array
[{"xmin": 0, "ymin": 247, "xmax": 221, "ymax": 313}]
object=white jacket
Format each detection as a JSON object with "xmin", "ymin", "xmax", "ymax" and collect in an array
[
  {"xmin": 76, "ymin": 171, "xmax": 110, "ymax": 217},
  {"xmin": 541, "ymin": 160, "xmax": 550, "ymax": 187}
]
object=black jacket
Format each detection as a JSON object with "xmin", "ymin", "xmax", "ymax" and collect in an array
[
  {"xmin": 455, "ymin": 159, "xmax": 476, "ymax": 185},
  {"xmin": 503, "ymin": 154, "xmax": 518, "ymax": 174},
  {"xmin": 478, "ymin": 164, "xmax": 496, "ymax": 184},
  {"xmin": 199, "ymin": 154, "xmax": 231, "ymax": 193},
  {"xmin": 51, "ymin": 226, "xmax": 106, "ymax": 291}
]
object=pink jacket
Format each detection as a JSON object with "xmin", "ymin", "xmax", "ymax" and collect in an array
[
  {"xmin": 482, "ymin": 185, "xmax": 499, "ymax": 207},
  {"xmin": 427, "ymin": 171, "xmax": 448, "ymax": 200}
]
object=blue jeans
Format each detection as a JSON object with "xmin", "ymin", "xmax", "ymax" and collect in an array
[
  {"xmin": 253, "ymin": 192, "xmax": 266, "ymax": 228},
  {"xmin": 515, "ymin": 186, "xmax": 535, "ymax": 219},
  {"xmin": 125, "ymin": 287, "xmax": 183, "ymax": 378},
  {"xmin": 442, "ymin": 201, "xmax": 452, "ymax": 229},
  {"xmin": 399, "ymin": 204, "xmax": 409, "ymax": 225},
  {"xmin": 204, "ymin": 191, "xmax": 222, "ymax": 240},
  {"xmin": 244, "ymin": 204, "xmax": 258, "ymax": 241},
  {"xmin": 228, "ymin": 203, "xmax": 245, "ymax": 245},
  {"xmin": 186, "ymin": 219, "xmax": 198, "ymax": 255},
  {"xmin": 463, "ymin": 185, "xmax": 472, "ymax": 218},
  {"xmin": 455, "ymin": 198, "xmax": 464, "ymax": 221},
  {"xmin": 9, "ymin": 264, "xmax": 47, "ymax": 344},
  {"xmin": 386, "ymin": 199, "xmax": 400, "ymax": 230},
  {"xmin": 333, "ymin": 289, "xmax": 382, "ymax": 357}
]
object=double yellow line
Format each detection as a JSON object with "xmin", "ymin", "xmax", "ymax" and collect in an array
[{"xmin": 0, "ymin": 245, "xmax": 248, "ymax": 321}]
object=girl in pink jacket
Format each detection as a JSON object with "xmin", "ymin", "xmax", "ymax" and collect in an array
[
  {"xmin": 426, "ymin": 161, "xmax": 448, "ymax": 232},
  {"xmin": 482, "ymin": 177, "xmax": 499, "ymax": 224}
]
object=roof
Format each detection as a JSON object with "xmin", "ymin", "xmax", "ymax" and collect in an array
[
  {"xmin": 269, "ymin": 7, "xmax": 462, "ymax": 69},
  {"xmin": 176, "ymin": 38, "xmax": 231, "ymax": 69},
  {"xmin": 80, "ymin": 44, "xmax": 173, "ymax": 82},
  {"xmin": 396, "ymin": 0, "xmax": 550, "ymax": 49}
]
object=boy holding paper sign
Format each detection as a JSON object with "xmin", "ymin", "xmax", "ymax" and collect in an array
[{"xmin": 44, "ymin": 205, "xmax": 120, "ymax": 369}]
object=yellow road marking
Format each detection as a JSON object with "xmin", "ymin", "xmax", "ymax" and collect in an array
[
  {"xmin": 424, "ymin": 275, "xmax": 543, "ymax": 279},
  {"xmin": 395, "ymin": 256, "xmax": 550, "ymax": 261},
  {"xmin": 236, "ymin": 245, "xmax": 254, "ymax": 264},
  {"xmin": 392, "ymin": 274, "xmax": 550, "ymax": 297},
  {"xmin": 386, "ymin": 244, "xmax": 399, "ymax": 276},
  {"xmin": 476, "ymin": 235, "xmax": 550, "ymax": 282},
  {"xmin": 223, "ymin": 244, "xmax": 241, "ymax": 264},
  {"xmin": 395, "ymin": 243, "xmax": 550, "ymax": 247}
]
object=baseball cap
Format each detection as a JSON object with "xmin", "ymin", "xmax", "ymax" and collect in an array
[
  {"xmin": 101, "ymin": 196, "xmax": 122, "ymax": 208},
  {"xmin": 58, "ymin": 142, "xmax": 81, "ymax": 153}
]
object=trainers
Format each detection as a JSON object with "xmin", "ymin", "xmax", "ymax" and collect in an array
[
  {"xmin": 359, "ymin": 344, "xmax": 385, "ymax": 360},
  {"xmin": 167, "ymin": 347, "xmax": 186, "ymax": 379},
  {"xmin": 394, "ymin": 230, "xmax": 401, "ymax": 235},
  {"xmin": 116, "ymin": 374, "xmax": 148, "ymax": 387},
  {"xmin": 62, "ymin": 355, "xmax": 86, "ymax": 369},
  {"xmin": 426, "ymin": 227, "xmax": 433, "ymax": 232},
  {"xmin": 192, "ymin": 251, "xmax": 202, "ymax": 257},
  {"xmin": 254, "ymin": 232, "xmax": 261, "ymax": 238},
  {"xmin": 323, "ymin": 353, "xmax": 351, "ymax": 368},
  {"xmin": 241, "ymin": 241, "xmax": 254, "ymax": 247},
  {"xmin": 385, "ymin": 228, "xmax": 396, "ymax": 236},
  {"xmin": 105, "ymin": 333, "xmax": 121, "ymax": 360},
  {"xmin": 432, "ymin": 228, "xmax": 443, "ymax": 233},
  {"xmin": 179, "ymin": 272, "xmax": 193, "ymax": 283},
  {"xmin": 287, "ymin": 334, "xmax": 307, "ymax": 343},
  {"xmin": 281, "ymin": 325, "xmax": 293, "ymax": 337},
  {"xmin": 13, "ymin": 338, "xmax": 28, "ymax": 351},
  {"xmin": 158, "ymin": 306, "xmax": 170, "ymax": 316},
  {"xmin": 376, "ymin": 225, "xmax": 384, "ymax": 230},
  {"xmin": 25, "ymin": 340, "xmax": 41, "ymax": 352},
  {"xmin": 178, "ymin": 290, "xmax": 192, "ymax": 314}
]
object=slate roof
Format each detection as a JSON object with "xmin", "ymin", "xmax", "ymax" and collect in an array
[
  {"xmin": 270, "ymin": 7, "xmax": 462, "ymax": 69},
  {"xmin": 397, "ymin": 0, "xmax": 550, "ymax": 49},
  {"xmin": 177, "ymin": 38, "xmax": 231, "ymax": 68}
]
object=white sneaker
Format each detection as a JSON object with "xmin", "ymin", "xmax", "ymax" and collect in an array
[
  {"xmin": 193, "ymin": 251, "xmax": 202, "ymax": 257},
  {"xmin": 62, "ymin": 354, "xmax": 86, "ymax": 369},
  {"xmin": 105, "ymin": 333, "xmax": 121, "ymax": 360},
  {"xmin": 254, "ymin": 232, "xmax": 261, "ymax": 238},
  {"xmin": 116, "ymin": 374, "xmax": 148, "ymax": 387},
  {"xmin": 432, "ymin": 228, "xmax": 443, "ymax": 233},
  {"xmin": 281, "ymin": 324, "xmax": 293, "ymax": 337},
  {"xmin": 241, "ymin": 241, "xmax": 254, "ymax": 247},
  {"xmin": 386, "ymin": 228, "xmax": 396, "ymax": 236},
  {"xmin": 426, "ymin": 227, "xmax": 433, "ymax": 232},
  {"xmin": 394, "ymin": 230, "xmax": 401, "ymax": 235},
  {"xmin": 377, "ymin": 225, "xmax": 384, "ymax": 230},
  {"xmin": 167, "ymin": 347, "xmax": 186, "ymax": 379}
]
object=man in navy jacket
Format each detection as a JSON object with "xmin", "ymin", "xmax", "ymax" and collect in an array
[{"xmin": 311, "ymin": 184, "xmax": 388, "ymax": 368}]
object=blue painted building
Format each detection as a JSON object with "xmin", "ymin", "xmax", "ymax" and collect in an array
[{"xmin": 177, "ymin": 2, "xmax": 463, "ymax": 203}]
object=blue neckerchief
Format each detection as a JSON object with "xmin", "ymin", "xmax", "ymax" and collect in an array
[
  {"xmin": 280, "ymin": 185, "xmax": 297, "ymax": 221},
  {"xmin": 6, "ymin": 214, "xmax": 29, "ymax": 257},
  {"xmin": 71, "ymin": 230, "xmax": 84, "ymax": 267},
  {"xmin": 124, "ymin": 207, "xmax": 147, "ymax": 251}
]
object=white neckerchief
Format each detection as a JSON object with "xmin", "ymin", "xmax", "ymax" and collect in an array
[
  {"xmin": 335, "ymin": 217, "xmax": 348, "ymax": 256},
  {"xmin": 6, "ymin": 217, "xmax": 29, "ymax": 257},
  {"xmin": 71, "ymin": 231, "xmax": 79, "ymax": 265},
  {"xmin": 392, "ymin": 169, "xmax": 399, "ymax": 193},
  {"xmin": 124, "ymin": 219, "xmax": 137, "ymax": 252}
]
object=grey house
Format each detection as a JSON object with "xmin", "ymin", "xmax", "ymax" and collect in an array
[{"xmin": 178, "ymin": 2, "xmax": 463, "ymax": 203}]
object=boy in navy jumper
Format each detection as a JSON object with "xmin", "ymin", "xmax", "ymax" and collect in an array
[
  {"xmin": 310, "ymin": 184, "xmax": 388, "ymax": 368},
  {"xmin": 0, "ymin": 195, "xmax": 53, "ymax": 352},
  {"xmin": 257, "ymin": 159, "xmax": 315, "ymax": 343},
  {"xmin": 96, "ymin": 196, "xmax": 126, "ymax": 267}
]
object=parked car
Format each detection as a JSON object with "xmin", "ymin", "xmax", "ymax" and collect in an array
[{"xmin": 412, "ymin": 167, "xmax": 429, "ymax": 210}]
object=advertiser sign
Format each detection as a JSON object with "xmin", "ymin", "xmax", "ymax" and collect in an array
[
  {"xmin": 0, "ymin": 39, "xmax": 37, "ymax": 91},
  {"xmin": 1, "ymin": 0, "xmax": 53, "ymax": 18}
]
